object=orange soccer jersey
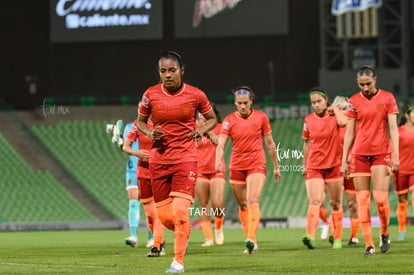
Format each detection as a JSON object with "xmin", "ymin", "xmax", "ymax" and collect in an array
[
  {"xmin": 138, "ymin": 83, "xmax": 212, "ymax": 164},
  {"xmin": 126, "ymin": 120, "xmax": 153, "ymax": 179},
  {"xmin": 220, "ymin": 110, "xmax": 272, "ymax": 170},
  {"xmin": 302, "ymin": 113, "xmax": 341, "ymax": 169},
  {"xmin": 398, "ymin": 125, "xmax": 414, "ymax": 174},
  {"xmin": 346, "ymin": 90, "xmax": 399, "ymax": 155},
  {"xmin": 197, "ymin": 123, "xmax": 225, "ymax": 174}
]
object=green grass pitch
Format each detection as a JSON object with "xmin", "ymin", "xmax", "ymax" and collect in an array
[{"xmin": 1, "ymin": 226, "xmax": 414, "ymax": 274}]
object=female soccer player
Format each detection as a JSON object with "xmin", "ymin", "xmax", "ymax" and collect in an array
[
  {"xmin": 215, "ymin": 86, "xmax": 280, "ymax": 254},
  {"xmin": 195, "ymin": 104, "xmax": 226, "ymax": 247},
  {"xmin": 137, "ymin": 51, "xmax": 217, "ymax": 273},
  {"xmin": 111, "ymin": 120, "xmax": 154, "ymax": 248},
  {"xmin": 122, "ymin": 119, "xmax": 166, "ymax": 257},
  {"xmin": 393, "ymin": 104, "xmax": 414, "ymax": 241},
  {"xmin": 341, "ymin": 66, "xmax": 399, "ymax": 256},
  {"xmin": 332, "ymin": 96, "xmax": 360, "ymax": 246},
  {"xmin": 302, "ymin": 88, "xmax": 347, "ymax": 250}
]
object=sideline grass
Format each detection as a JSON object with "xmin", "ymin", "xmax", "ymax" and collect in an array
[{"xmin": 1, "ymin": 226, "xmax": 413, "ymax": 274}]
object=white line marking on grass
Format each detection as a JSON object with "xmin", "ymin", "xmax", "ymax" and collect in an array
[{"xmin": 0, "ymin": 262, "xmax": 146, "ymax": 271}]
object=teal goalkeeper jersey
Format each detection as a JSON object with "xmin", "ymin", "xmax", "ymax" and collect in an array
[{"xmin": 123, "ymin": 122, "xmax": 139, "ymax": 173}]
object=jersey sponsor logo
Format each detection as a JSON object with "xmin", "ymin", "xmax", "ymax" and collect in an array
[
  {"xmin": 223, "ymin": 121, "xmax": 230, "ymax": 130},
  {"xmin": 131, "ymin": 125, "xmax": 137, "ymax": 133},
  {"xmin": 141, "ymin": 96, "xmax": 149, "ymax": 108},
  {"xmin": 347, "ymin": 102, "xmax": 354, "ymax": 111},
  {"xmin": 303, "ymin": 123, "xmax": 308, "ymax": 131}
]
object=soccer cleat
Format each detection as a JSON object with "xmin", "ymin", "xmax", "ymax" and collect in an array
[
  {"xmin": 397, "ymin": 232, "xmax": 406, "ymax": 241},
  {"xmin": 245, "ymin": 239, "xmax": 255, "ymax": 254},
  {"xmin": 201, "ymin": 239, "xmax": 214, "ymax": 247},
  {"xmin": 124, "ymin": 236, "xmax": 137, "ymax": 248},
  {"xmin": 160, "ymin": 241, "xmax": 166, "ymax": 256},
  {"xmin": 165, "ymin": 258, "xmax": 184, "ymax": 273},
  {"xmin": 320, "ymin": 224, "xmax": 330, "ymax": 240},
  {"xmin": 243, "ymin": 243, "xmax": 258, "ymax": 254},
  {"xmin": 364, "ymin": 245, "xmax": 375, "ymax": 256},
  {"xmin": 302, "ymin": 235, "xmax": 315, "ymax": 249},
  {"xmin": 332, "ymin": 240, "xmax": 342, "ymax": 249},
  {"xmin": 380, "ymin": 234, "xmax": 390, "ymax": 253},
  {"xmin": 146, "ymin": 238, "xmax": 154, "ymax": 248},
  {"xmin": 328, "ymin": 234, "xmax": 334, "ymax": 245},
  {"xmin": 147, "ymin": 246, "xmax": 161, "ymax": 257},
  {"xmin": 147, "ymin": 241, "xmax": 165, "ymax": 257},
  {"xmin": 348, "ymin": 237, "xmax": 359, "ymax": 246},
  {"xmin": 215, "ymin": 229, "xmax": 224, "ymax": 245}
]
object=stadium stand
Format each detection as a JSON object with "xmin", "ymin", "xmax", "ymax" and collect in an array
[
  {"xmin": 0, "ymin": 133, "xmax": 97, "ymax": 222},
  {"xmin": 31, "ymin": 121, "xmax": 130, "ymax": 220}
]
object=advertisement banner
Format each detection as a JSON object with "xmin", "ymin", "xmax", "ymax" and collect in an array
[
  {"xmin": 174, "ymin": 0, "xmax": 288, "ymax": 38},
  {"xmin": 50, "ymin": 0, "xmax": 163, "ymax": 42},
  {"xmin": 331, "ymin": 0, "xmax": 382, "ymax": 16}
]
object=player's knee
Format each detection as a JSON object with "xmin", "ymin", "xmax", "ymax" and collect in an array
[{"xmin": 309, "ymin": 199, "xmax": 322, "ymax": 206}]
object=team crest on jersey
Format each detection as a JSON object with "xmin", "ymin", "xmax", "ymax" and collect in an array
[
  {"xmin": 141, "ymin": 96, "xmax": 149, "ymax": 108},
  {"xmin": 223, "ymin": 122, "xmax": 230, "ymax": 130},
  {"xmin": 188, "ymin": 171, "xmax": 196, "ymax": 181},
  {"xmin": 347, "ymin": 103, "xmax": 354, "ymax": 111}
]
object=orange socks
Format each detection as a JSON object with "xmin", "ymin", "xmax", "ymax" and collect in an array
[
  {"xmin": 154, "ymin": 216, "xmax": 166, "ymax": 250},
  {"xmin": 156, "ymin": 200, "xmax": 175, "ymax": 231},
  {"xmin": 214, "ymin": 216, "xmax": 224, "ymax": 231},
  {"xmin": 356, "ymin": 190, "xmax": 373, "ymax": 247},
  {"xmin": 319, "ymin": 205, "xmax": 329, "ymax": 225},
  {"xmin": 373, "ymin": 190, "xmax": 390, "ymax": 235},
  {"xmin": 239, "ymin": 207, "xmax": 249, "ymax": 238},
  {"xmin": 172, "ymin": 197, "xmax": 191, "ymax": 265},
  {"xmin": 306, "ymin": 204, "xmax": 320, "ymax": 239},
  {"xmin": 397, "ymin": 201, "xmax": 408, "ymax": 233},
  {"xmin": 200, "ymin": 220, "xmax": 213, "ymax": 240},
  {"xmin": 247, "ymin": 203, "xmax": 260, "ymax": 243},
  {"xmin": 143, "ymin": 203, "xmax": 156, "ymax": 234},
  {"xmin": 350, "ymin": 218, "xmax": 360, "ymax": 238},
  {"xmin": 144, "ymin": 202, "xmax": 165, "ymax": 250},
  {"xmin": 331, "ymin": 209, "xmax": 343, "ymax": 241}
]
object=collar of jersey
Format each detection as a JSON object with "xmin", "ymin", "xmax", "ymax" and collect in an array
[
  {"xmin": 359, "ymin": 89, "xmax": 381, "ymax": 99},
  {"xmin": 161, "ymin": 83, "xmax": 186, "ymax": 96},
  {"xmin": 236, "ymin": 109, "xmax": 254, "ymax": 119},
  {"xmin": 312, "ymin": 112, "xmax": 329, "ymax": 119}
]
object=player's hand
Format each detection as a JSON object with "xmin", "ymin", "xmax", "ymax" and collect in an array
[
  {"xmin": 137, "ymin": 150, "xmax": 149, "ymax": 162},
  {"xmin": 215, "ymin": 161, "xmax": 222, "ymax": 172},
  {"xmin": 189, "ymin": 129, "xmax": 203, "ymax": 141},
  {"xmin": 341, "ymin": 159, "xmax": 349, "ymax": 179},
  {"xmin": 391, "ymin": 152, "xmax": 399, "ymax": 173},
  {"xmin": 150, "ymin": 126, "xmax": 165, "ymax": 140},
  {"xmin": 274, "ymin": 169, "xmax": 281, "ymax": 183},
  {"xmin": 301, "ymin": 167, "xmax": 307, "ymax": 179}
]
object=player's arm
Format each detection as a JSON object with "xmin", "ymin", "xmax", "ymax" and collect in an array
[
  {"xmin": 388, "ymin": 113, "xmax": 399, "ymax": 172},
  {"xmin": 137, "ymin": 113, "xmax": 165, "ymax": 140},
  {"xmin": 328, "ymin": 105, "xmax": 347, "ymax": 127},
  {"xmin": 190, "ymin": 109, "xmax": 217, "ymax": 141},
  {"xmin": 341, "ymin": 119, "xmax": 355, "ymax": 177},
  {"xmin": 122, "ymin": 138, "xmax": 150, "ymax": 162},
  {"xmin": 215, "ymin": 135, "xmax": 229, "ymax": 172},
  {"xmin": 302, "ymin": 139, "xmax": 310, "ymax": 178},
  {"xmin": 264, "ymin": 133, "xmax": 280, "ymax": 183}
]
